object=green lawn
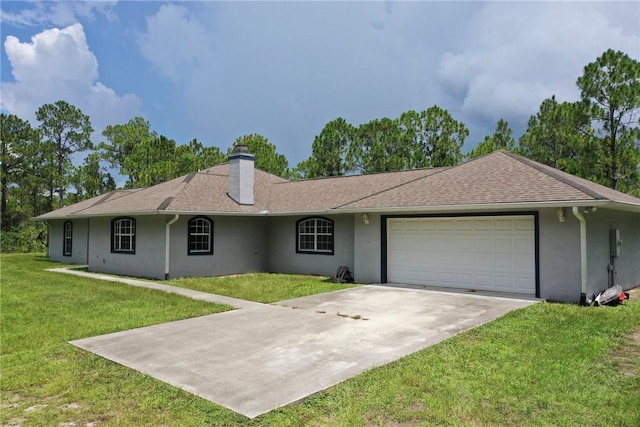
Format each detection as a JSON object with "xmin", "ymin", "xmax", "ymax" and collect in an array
[
  {"xmin": 2, "ymin": 253, "xmax": 639, "ymax": 426},
  {"xmin": 167, "ymin": 273, "xmax": 356, "ymax": 303}
]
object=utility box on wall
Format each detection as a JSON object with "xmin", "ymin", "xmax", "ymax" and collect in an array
[{"xmin": 609, "ymin": 229, "xmax": 621, "ymax": 257}]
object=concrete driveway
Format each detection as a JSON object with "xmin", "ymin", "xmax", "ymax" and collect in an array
[{"xmin": 71, "ymin": 285, "xmax": 535, "ymax": 418}]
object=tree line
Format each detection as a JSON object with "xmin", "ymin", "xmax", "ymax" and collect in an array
[
  {"xmin": 297, "ymin": 49, "xmax": 640, "ymax": 193},
  {"xmin": 1, "ymin": 49, "xmax": 638, "ymax": 252}
]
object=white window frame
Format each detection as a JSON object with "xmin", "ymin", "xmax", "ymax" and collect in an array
[
  {"xmin": 296, "ymin": 217, "xmax": 334, "ymax": 255},
  {"xmin": 112, "ymin": 217, "xmax": 136, "ymax": 254},
  {"xmin": 63, "ymin": 221, "xmax": 72, "ymax": 256},
  {"xmin": 188, "ymin": 217, "xmax": 213, "ymax": 255}
]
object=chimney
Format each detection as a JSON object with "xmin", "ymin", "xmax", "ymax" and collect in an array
[{"xmin": 228, "ymin": 145, "xmax": 255, "ymax": 205}]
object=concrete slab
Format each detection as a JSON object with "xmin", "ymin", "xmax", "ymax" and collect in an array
[{"xmin": 70, "ymin": 285, "xmax": 536, "ymax": 418}]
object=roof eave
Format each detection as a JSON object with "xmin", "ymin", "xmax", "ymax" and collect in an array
[
  {"xmin": 32, "ymin": 209, "xmax": 274, "ymax": 220},
  {"xmin": 31, "ymin": 199, "xmax": 640, "ymax": 221},
  {"xmin": 330, "ymin": 199, "xmax": 639, "ymax": 214}
]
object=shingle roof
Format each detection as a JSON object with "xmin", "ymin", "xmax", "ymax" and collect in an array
[
  {"xmin": 35, "ymin": 151, "xmax": 640, "ymax": 220},
  {"xmin": 334, "ymin": 151, "xmax": 640, "ymax": 210},
  {"xmin": 268, "ymin": 168, "xmax": 444, "ymax": 213}
]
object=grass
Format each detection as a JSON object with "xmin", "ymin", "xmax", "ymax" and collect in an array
[
  {"xmin": 2, "ymin": 253, "xmax": 639, "ymax": 426},
  {"xmin": 166, "ymin": 273, "xmax": 356, "ymax": 303}
]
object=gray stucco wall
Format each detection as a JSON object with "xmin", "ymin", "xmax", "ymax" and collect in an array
[
  {"xmin": 537, "ymin": 208, "xmax": 582, "ymax": 302},
  {"xmin": 267, "ymin": 214, "xmax": 354, "ymax": 278},
  {"xmin": 539, "ymin": 207, "xmax": 640, "ymax": 301},
  {"xmin": 353, "ymin": 208, "xmax": 639, "ymax": 303},
  {"xmin": 88, "ymin": 215, "xmax": 166, "ymax": 279},
  {"xmin": 51, "ymin": 206, "xmax": 637, "ymax": 303},
  {"xmin": 168, "ymin": 215, "xmax": 268, "ymax": 278},
  {"xmin": 585, "ymin": 208, "xmax": 640, "ymax": 295},
  {"xmin": 47, "ymin": 219, "xmax": 89, "ymax": 265},
  {"xmin": 353, "ymin": 212, "xmax": 382, "ymax": 283}
]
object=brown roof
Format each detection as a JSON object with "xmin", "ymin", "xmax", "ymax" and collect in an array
[
  {"xmin": 35, "ymin": 151, "xmax": 640, "ymax": 220},
  {"xmin": 268, "ymin": 168, "xmax": 444, "ymax": 213},
  {"xmin": 335, "ymin": 151, "xmax": 640, "ymax": 210}
]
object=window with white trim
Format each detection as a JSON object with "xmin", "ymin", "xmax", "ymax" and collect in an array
[
  {"xmin": 188, "ymin": 217, "xmax": 213, "ymax": 255},
  {"xmin": 296, "ymin": 217, "xmax": 334, "ymax": 254},
  {"xmin": 111, "ymin": 217, "xmax": 136, "ymax": 253},
  {"xmin": 63, "ymin": 221, "xmax": 72, "ymax": 256}
]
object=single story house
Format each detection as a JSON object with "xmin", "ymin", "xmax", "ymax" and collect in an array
[{"xmin": 36, "ymin": 148, "xmax": 640, "ymax": 303}]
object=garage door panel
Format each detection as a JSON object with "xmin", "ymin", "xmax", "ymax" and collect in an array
[
  {"xmin": 473, "ymin": 219, "xmax": 493, "ymax": 230},
  {"xmin": 515, "ymin": 218, "xmax": 534, "ymax": 230},
  {"xmin": 387, "ymin": 216, "xmax": 535, "ymax": 295},
  {"xmin": 455, "ymin": 219, "xmax": 474, "ymax": 230},
  {"xmin": 495, "ymin": 238, "xmax": 514, "ymax": 251},
  {"xmin": 495, "ymin": 255, "xmax": 514, "ymax": 268},
  {"xmin": 475, "ymin": 253, "xmax": 495, "ymax": 268},
  {"xmin": 494, "ymin": 219, "xmax": 515, "ymax": 230}
]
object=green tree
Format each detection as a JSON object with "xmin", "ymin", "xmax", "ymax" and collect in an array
[
  {"xmin": 468, "ymin": 119, "xmax": 516, "ymax": 159},
  {"xmin": 100, "ymin": 117, "xmax": 156, "ymax": 187},
  {"xmin": 102, "ymin": 119, "xmax": 228, "ymax": 187},
  {"xmin": 230, "ymin": 134, "xmax": 289, "ymax": 178},
  {"xmin": 291, "ymin": 158, "xmax": 318, "ymax": 181},
  {"xmin": 175, "ymin": 139, "xmax": 226, "ymax": 175},
  {"xmin": 134, "ymin": 135, "xmax": 182, "ymax": 186},
  {"xmin": 297, "ymin": 118, "xmax": 355, "ymax": 178},
  {"xmin": 36, "ymin": 101, "xmax": 93, "ymax": 207},
  {"xmin": 348, "ymin": 117, "xmax": 410, "ymax": 173},
  {"xmin": 399, "ymin": 106, "xmax": 467, "ymax": 168},
  {"xmin": 577, "ymin": 49, "xmax": 640, "ymax": 193},
  {"xmin": 519, "ymin": 96, "xmax": 602, "ymax": 180},
  {"xmin": 69, "ymin": 153, "xmax": 116, "ymax": 201},
  {"xmin": 0, "ymin": 113, "xmax": 49, "ymax": 252},
  {"xmin": 0, "ymin": 114, "xmax": 41, "ymax": 231}
]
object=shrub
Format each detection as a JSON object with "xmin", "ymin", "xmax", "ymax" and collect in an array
[{"xmin": 1, "ymin": 222, "xmax": 47, "ymax": 253}]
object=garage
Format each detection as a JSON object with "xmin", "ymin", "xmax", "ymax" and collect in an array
[{"xmin": 386, "ymin": 215, "xmax": 537, "ymax": 295}]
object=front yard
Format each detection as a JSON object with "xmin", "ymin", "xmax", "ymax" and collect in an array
[
  {"xmin": 166, "ymin": 273, "xmax": 356, "ymax": 303},
  {"xmin": 1, "ymin": 253, "xmax": 639, "ymax": 426}
]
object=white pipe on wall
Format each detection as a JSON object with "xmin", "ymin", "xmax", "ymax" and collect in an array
[
  {"xmin": 572, "ymin": 207, "xmax": 588, "ymax": 305},
  {"xmin": 44, "ymin": 221, "xmax": 50, "ymax": 258},
  {"xmin": 165, "ymin": 215, "xmax": 180, "ymax": 279}
]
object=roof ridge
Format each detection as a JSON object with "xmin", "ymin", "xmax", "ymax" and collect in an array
[
  {"xmin": 68, "ymin": 188, "xmax": 142, "ymax": 215},
  {"xmin": 158, "ymin": 197, "xmax": 174, "ymax": 210},
  {"xmin": 330, "ymin": 167, "xmax": 451, "ymax": 209},
  {"xmin": 90, "ymin": 190, "xmax": 118, "ymax": 207},
  {"xmin": 502, "ymin": 151, "xmax": 605, "ymax": 200},
  {"xmin": 275, "ymin": 166, "xmax": 447, "ymax": 186},
  {"xmin": 158, "ymin": 171, "xmax": 203, "ymax": 210}
]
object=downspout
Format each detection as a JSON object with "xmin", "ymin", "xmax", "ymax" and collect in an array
[
  {"xmin": 86, "ymin": 218, "xmax": 90, "ymax": 265},
  {"xmin": 44, "ymin": 221, "xmax": 50, "ymax": 258},
  {"xmin": 572, "ymin": 207, "xmax": 588, "ymax": 305},
  {"xmin": 165, "ymin": 215, "xmax": 179, "ymax": 280}
]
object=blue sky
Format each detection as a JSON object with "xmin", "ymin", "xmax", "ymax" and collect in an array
[{"xmin": 1, "ymin": 1, "xmax": 639, "ymax": 170}]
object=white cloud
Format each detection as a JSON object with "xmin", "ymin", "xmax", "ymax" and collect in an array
[
  {"xmin": 137, "ymin": 4, "xmax": 212, "ymax": 81},
  {"xmin": 0, "ymin": 1, "xmax": 117, "ymax": 27},
  {"xmin": 4, "ymin": 24, "xmax": 98, "ymax": 84},
  {"xmin": 133, "ymin": 1, "xmax": 638, "ymax": 161},
  {"xmin": 437, "ymin": 2, "xmax": 640, "ymax": 122},
  {"xmin": 1, "ymin": 23, "xmax": 142, "ymax": 133},
  {"xmin": 135, "ymin": 2, "xmax": 463, "ymax": 162}
]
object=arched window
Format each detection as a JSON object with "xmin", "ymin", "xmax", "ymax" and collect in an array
[
  {"xmin": 296, "ymin": 217, "xmax": 334, "ymax": 255},
  {"xmin": 188, "ymin": 216, "xmax": 214, "ymax": 255},
  {"xmin": 111, "ymin": 217, "xmax": 136, "ymax": 253},
  {"xmin": 63, "ymin": 221, "xmax": 73, "ymax": 256}
]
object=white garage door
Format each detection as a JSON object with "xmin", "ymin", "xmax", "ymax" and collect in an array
[{"xmin": 387, "ymin": 216, "xmax": 536, "ymax": 295}]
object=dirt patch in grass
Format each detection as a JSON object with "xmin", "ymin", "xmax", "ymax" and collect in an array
[
  {"xmin": 610, "ymin": 286, "xmax": 640, "ymax": 377},
  {"xmin": 627, "ymin": 286, "xmax": 640, "ymax": 300},
  {"xmin": 614, "ymin": 330, "xmax": 640, "ymax": 377}
]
